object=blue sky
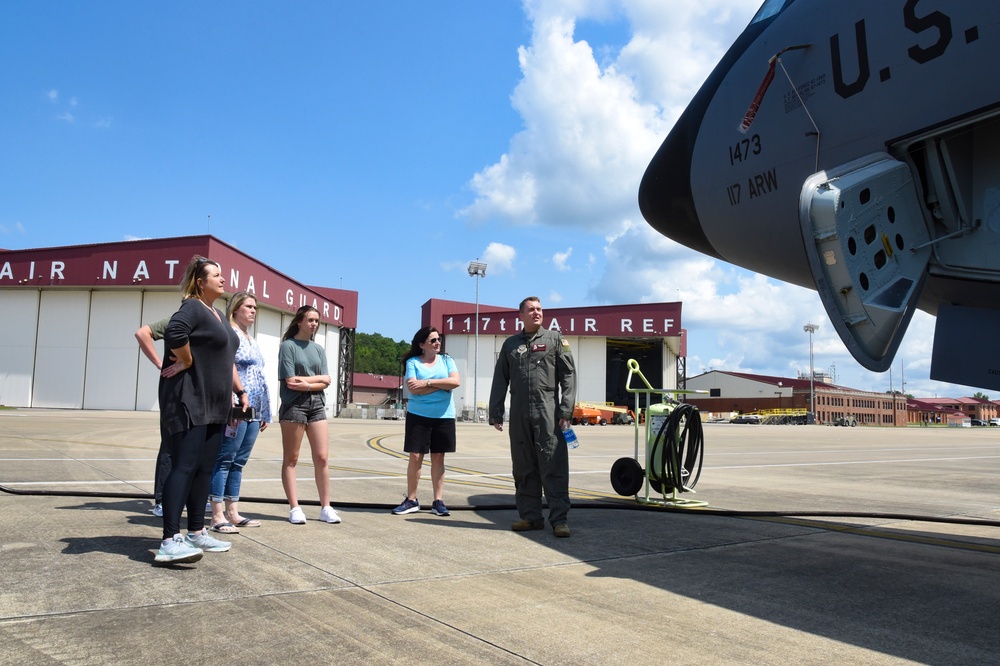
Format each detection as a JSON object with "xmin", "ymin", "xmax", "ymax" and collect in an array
[{"xmin": 0, "ymin": 1, "xmax": 980, "ymax": 399}]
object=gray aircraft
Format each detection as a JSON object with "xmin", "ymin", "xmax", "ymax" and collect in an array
[{"xmin": 639, "ymin": 0, "xmax": 1000, "ymax": 390}]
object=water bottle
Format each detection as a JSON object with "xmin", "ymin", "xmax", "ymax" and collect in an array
[{"xmin": 562, "ymin": 425, "xmax": 579, "ymax": 449}]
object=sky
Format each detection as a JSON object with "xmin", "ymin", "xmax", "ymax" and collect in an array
[{"xmin": 0, "ymin": 1, "xmax": 982, "ymax": 399}]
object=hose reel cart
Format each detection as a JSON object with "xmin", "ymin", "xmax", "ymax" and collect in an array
[{"xmin": 610, "ymin": 359, "xmax": 708, "ymax": 507}]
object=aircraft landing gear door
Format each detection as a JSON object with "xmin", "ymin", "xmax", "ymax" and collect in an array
[{"xmin": 799, "ymin": 154, "xmax": 932, "ymax": 372}]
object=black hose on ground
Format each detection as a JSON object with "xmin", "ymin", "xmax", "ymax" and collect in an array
[
  {"xmin": 647, "ymin": 403, "xmax": 705, "ymax": 494},
  {"xmin": 3, "ymin": 483, "xmax": 1000, "ymax": 527}
]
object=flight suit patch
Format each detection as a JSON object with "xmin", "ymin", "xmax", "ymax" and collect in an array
[{"xmin": 531, "ymin": 343, "xmax": 547, "ymax": 352}]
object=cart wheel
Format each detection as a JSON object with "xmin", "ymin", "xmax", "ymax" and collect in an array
[
  {"xmin": 610, "ymin": 457, "xmax": 644, "ymax": 496},
  {"xmin": 599, "ymin": 418, "xmax": 607, "ymax": 426}
]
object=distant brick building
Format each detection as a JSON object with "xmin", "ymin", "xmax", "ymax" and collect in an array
[
  {"xmin": 906, "ymin": 397, "xmax": 997, "ymax": 425},
  {"xmin": 683, "ymin": 370, "xmax": 909, "ymax": 426},
  {"xmin": 352, "ymin": 372, "xmax": 402, "ymax": 407}
]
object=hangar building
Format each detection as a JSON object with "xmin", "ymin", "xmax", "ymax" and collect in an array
[
  {"xmin": 419, "ymin": 298, "xmax": 685, "ymax": 420},
  {"xmin": 0, "ymin": 236, "xmax": 357, "ymax": 418},
  {"xmin": 0, "ymin": 236, "xmax": 684, "ymax": 421}
]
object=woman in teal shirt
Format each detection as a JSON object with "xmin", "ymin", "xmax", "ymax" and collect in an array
[{"xmin": 392, "ymin": 326, "xmax": 461, "ymax": 517}]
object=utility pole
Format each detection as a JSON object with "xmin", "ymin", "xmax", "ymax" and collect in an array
[
  {"xmin": 467, "ymin": 260, "xmax": 487, "ymax": 422},
  {"xmin": 803, "ymin": 323, "xmax": 819, "ymax": 423}
]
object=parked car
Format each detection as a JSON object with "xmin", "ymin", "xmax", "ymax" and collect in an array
[
  {"xmin": 989, "ymin": 418, "xmax": 1000, "ymax": 427},
  {"xmin": 611, "ymin": 409, "xmax": 636, "ymax": 425},
  {"xmin": 970, "ymin": 418, "xmax": 987, "ymax": 426},
  {"xmin": 729, "ymin": 414, "xmax": 761, "ymax": 424}
]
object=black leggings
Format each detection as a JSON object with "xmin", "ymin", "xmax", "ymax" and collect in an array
[
  {"xmin": 153, "ymin": 420, "xmax": 171, "ymax": 503},
  {"xmin": 161, "ymin": 424, "xmax": 224, "ymax": 540}
]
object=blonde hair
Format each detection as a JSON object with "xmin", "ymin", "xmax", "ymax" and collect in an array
[
  {"xmin": 179, "ymin": 255, "xmax": 220, "ymax": 300},
  {"xmin": 227, "ymin": 291, "xmax": 257, "ymax": 325}
]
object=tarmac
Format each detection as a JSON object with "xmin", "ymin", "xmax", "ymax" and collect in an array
[{"xmin": 2, "ymin": 409, "xmax": 1000, "ymax": 665}]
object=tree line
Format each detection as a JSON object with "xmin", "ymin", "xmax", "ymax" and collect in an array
[{"xmin": 354, "ymin": 332, "xmax": 410, "ymax": 376}]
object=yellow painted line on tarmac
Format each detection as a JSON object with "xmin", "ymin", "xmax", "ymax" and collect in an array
[{"xmin": 367, "ymin": 435, "xmax": 630, "ymax": 502}]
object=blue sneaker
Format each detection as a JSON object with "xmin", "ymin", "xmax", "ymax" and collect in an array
[
  {"xmin": 391, "ymin": 497, "xmax": 420, "ymax": 515},
  {"xmin": 185, "ymin": 528, "xmax": 231, "ymax": 553},
  {"xmin": 430, "ymin": 500, "xmax": 450, "ymax": 516},
  {"xmin": 154, "ymin": 534, "xmax": 203, "ymax": 564}
]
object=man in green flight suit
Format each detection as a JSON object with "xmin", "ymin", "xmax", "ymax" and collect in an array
[{"xmin": 489, "ymin": 296, "xmax": 576, "ymax": 537}]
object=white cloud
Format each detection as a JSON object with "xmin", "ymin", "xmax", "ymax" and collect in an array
[
  {"xmin": 618, "ymin": 1, "xmax": 761, "ymax": 111},
  {"xmin": 548, "ymin": 291, "xmax": 564, "ymax": 304},
  {"xmin": 460, "ymin": 0, "xmax": 759, "ymax": 232},
  {"xmin": 56, "ymin": 112, "xmax": 75, "ymax": 123},
  {"xmin": 464, "ymin": 155, "xmax": 537, "ymax": 223},
  {"xmin": 0, "ymin": 221, "xmax": 26, "ymax": 235},
  {"xmin": 553, "ymin": 247, "xmax": 573, "ymax": 271},
  {"xmin": 460, "ymin": 4, "xmax": 671, "ymax": 230},
  {"xmin": 482, "ymin": 242, "xmax": 517, "ymax": 274},
  {"xmin": 47, "ymin": 89, "xmax": 58, "ymax": 102}
]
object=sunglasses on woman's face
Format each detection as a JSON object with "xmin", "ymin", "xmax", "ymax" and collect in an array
[{"xmin": 426, "ymin": 338, "xmax": 441, "ymax": 344}]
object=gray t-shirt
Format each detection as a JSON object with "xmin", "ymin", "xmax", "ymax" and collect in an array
[{"xmin": 278, "ymin": 338, "xmax": 328, "ymax": 406}]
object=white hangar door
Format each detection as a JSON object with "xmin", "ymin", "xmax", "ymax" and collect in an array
[
  {"xmin": 0, "ymin": 290, "xmax": 40, "ymax": 407},
  {"xmin": 134, "ymin": 291, "xmax": 186, "ymax": 411},
  {"xmin": 33, "ymin": 291, "xmax": 91, "ymax": 408},
  {"xmin": 84, "ymin": 291, "xmax": 144, "ymax": 410}
]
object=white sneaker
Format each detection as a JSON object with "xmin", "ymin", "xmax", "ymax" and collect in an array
[
  {"xmin": 150, "ymin": 503, "xmax": 163, "ymax": 517},
  {"xmin": 319, "ymin": 506, "xmax": 342, "ymax": 524},
  {"xmin": 289, "ymin": 506, "xmax": 307, "ymax": 524}
]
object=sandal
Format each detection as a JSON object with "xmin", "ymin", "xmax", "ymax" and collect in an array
[
  {"xmin": 231, "ymin": 517, "xmax": 261, "ymax": 528},
  {"xmin": 210, "ymin": 521, "xmax": 240, "ymax": 534}
]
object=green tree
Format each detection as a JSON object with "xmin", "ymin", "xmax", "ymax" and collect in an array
[
  {"xmin": 354, "ymin": 332, "xmax": 409, "ymax": 376},
  {"xmin": 974, "ymin": 391, "xmax": 990, "ymax": 400}
]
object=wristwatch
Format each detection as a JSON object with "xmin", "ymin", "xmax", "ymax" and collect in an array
[{"xmin": 235, "ymin": 390, "xmax": 245, "ymax": 396}]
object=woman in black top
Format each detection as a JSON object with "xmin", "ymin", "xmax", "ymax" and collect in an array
[{"xmin": 154, "ymin": 256, "xmax": 249, "ymax": 564}]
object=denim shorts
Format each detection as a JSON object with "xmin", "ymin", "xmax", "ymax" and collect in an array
[{"xmin": 279, "ymin": 393, "xmax": 327, "ymax": 424}]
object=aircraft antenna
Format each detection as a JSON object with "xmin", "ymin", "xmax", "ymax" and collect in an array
[{"xmin": 776, "ymin": 46, "xmax": 821, "ymax": 171}]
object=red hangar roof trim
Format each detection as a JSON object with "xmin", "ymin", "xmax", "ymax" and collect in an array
[{"xmin": 0, "ymin": 235, "xmax": 358, "ymax": 328}]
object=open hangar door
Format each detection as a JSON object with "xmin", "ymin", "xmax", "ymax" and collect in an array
[{"xmin": 606, "ymin": 338, "xmax": 663, "ymax": 408}]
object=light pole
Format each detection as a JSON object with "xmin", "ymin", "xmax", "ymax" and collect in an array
[
  {"xmin": 468, "ymin": 261, "xmax": 487, "ymax": 422},
  {"xmin": 803, "ymin": 323, "xmax": 818, "ymax": 423}
]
